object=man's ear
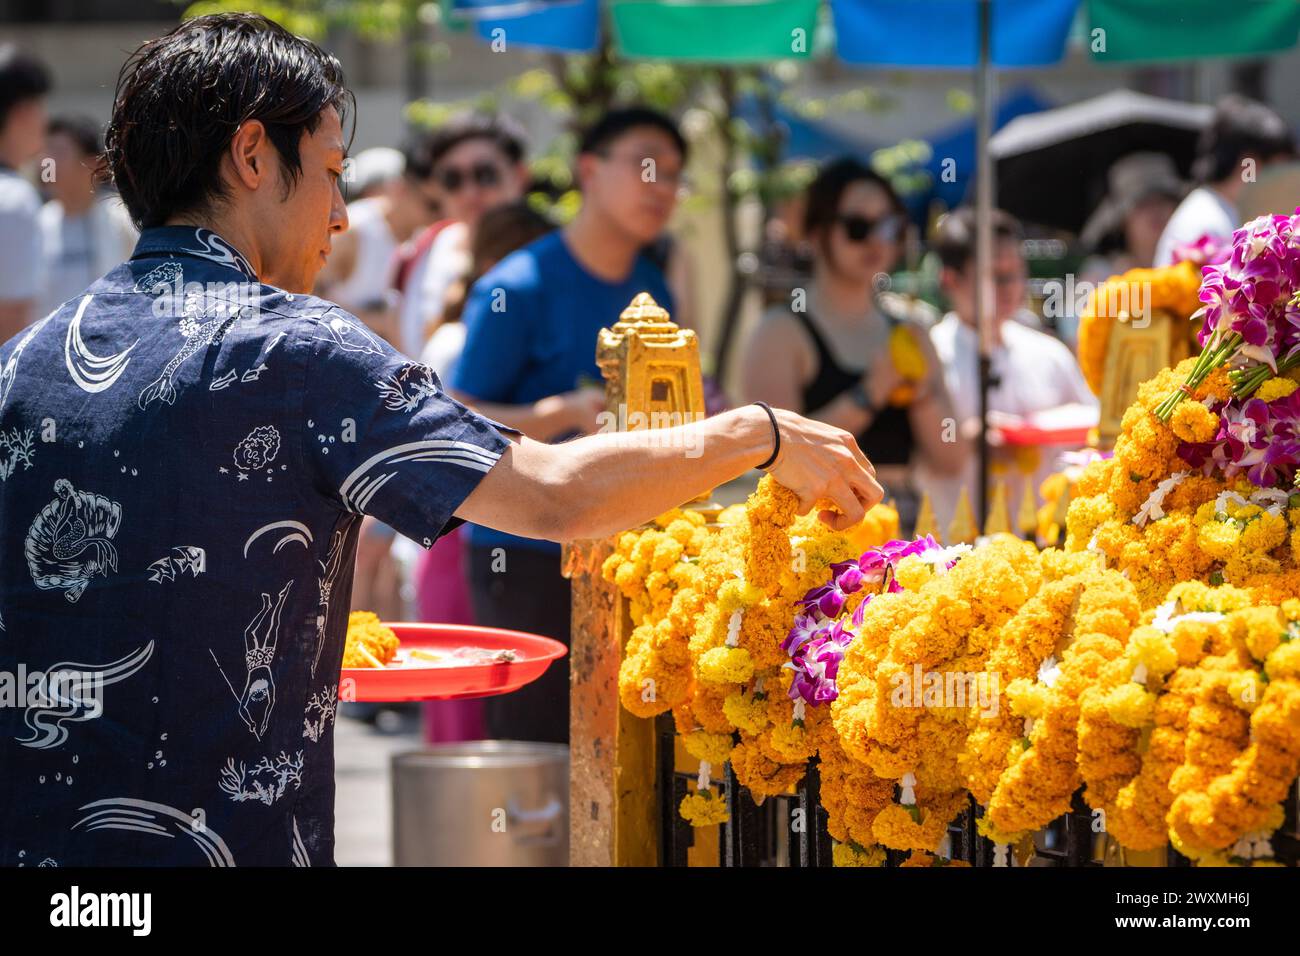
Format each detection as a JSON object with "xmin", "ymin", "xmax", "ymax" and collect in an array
[
  {"xmin": 574, "ymin": 152, "xmax": 598, "ymax": 191},
  {"xmin": 227, "ymin": 120, "xmax": 272, "ymax": 191}
]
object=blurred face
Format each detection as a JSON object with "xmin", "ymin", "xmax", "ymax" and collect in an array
[
  {"xmin": 251, "ymin": 106, "xmax": 348, "ymax": 293},
  {"xmin": 430, "ymin": 136, "xmax": 525, "ymax": 230},
  {"xmin": 819, "ymin": 179, "xmax": 901, "ymax": 286},
  {"xmin": 44, "ymin": 130, "xmax": 96, "ymax": 206},
  {"xmin": 1124, "ymin": 193, "xmax": 1177, "ymax": 266},
  {"xmin": 579, "ymin": 126, "xmax": 683, "ymax": 245},
  {"xmin": 385, "ymin": 172, "xmax": 442, "ymax": 239},
  {"xmin": 3, "ymin": 96, "xmax": 46, "ymax": 165},
  {"xmin": 943, "ymin": 239, "xmax": 1027, "ymax": 325}
]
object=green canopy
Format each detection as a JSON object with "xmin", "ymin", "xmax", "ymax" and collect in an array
[
  {"xmin": 1088, "ymin": 0, "xmax": 1300, "ymax": 63},
  {"xmin": 610, "ymin": 0, "xmax": 822, "ymax": 62}
]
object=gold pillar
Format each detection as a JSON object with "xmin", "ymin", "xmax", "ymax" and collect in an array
[
  {"xmin": 1098, "ymin": 308, "xmax": 1190, "ymax": 447},
  {"xmin": 563, "ymin": 293, "xmax": 713, "ymax": 866}
]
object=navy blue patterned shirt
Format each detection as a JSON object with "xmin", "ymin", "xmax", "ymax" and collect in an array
[{"xmin": 0, "ymin": 227, "xmax": 516, "ymax": 866}]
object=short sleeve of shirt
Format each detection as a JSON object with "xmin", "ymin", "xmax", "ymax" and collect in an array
[
  {"xmin": 451, "ymin": 265, "xmax": 537, "ymax": 402},
  {"xmin": 299, "ymin": 308, "xmax": 520, "ymax": 547},
  {"xmin": 0, "ymin": 178, "xmax": 43, "ymax": 301}
]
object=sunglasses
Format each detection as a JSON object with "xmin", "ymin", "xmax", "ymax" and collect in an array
[
  {"xmin": 838, "ymin": 214, "xmax": 901, "ymax": 243},
  {"xmin": 437, "ymin": 161, "xmax": 503, "ymax": 194}
]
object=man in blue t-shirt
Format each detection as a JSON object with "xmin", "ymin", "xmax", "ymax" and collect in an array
[{"xmin": 451, "ymin": 108, "xmax": 685, "ymax": 743}]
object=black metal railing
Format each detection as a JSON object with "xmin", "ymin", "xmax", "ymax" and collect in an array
[{"xmin": 656, "ymin": 714, "xmax": 1300, "ymax": 867}]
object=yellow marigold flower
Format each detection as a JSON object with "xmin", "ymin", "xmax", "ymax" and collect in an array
[
  {"xmin": 1228, "ymin": 606, "xmax": 1283, "ymax": 661},
  {"xmin": 682, "ymin": 730, "xmax": 734, "ymax": 766},
  {"xmin": 1265, "ymin": 641, "xmax": 1300, "ymax": 681},
  {"xmin": 723, "ymin": 689, "xmax": 769, "ymax": 734},
  {"xmin": 717, "ymin": 578, "xmax": 763, "ymax": 613},
  {"xmin": 651, "ymin": 535, "xmax": 684, "ymax": 571},
  {"xmin": 1130, "ymin": 626, "xmax": 1178, "ymax": 677},
  {"xmin": 894, "ymin": 554, "xmax": 933, "ymax": 591},
  {"xmin": 663, "ymin": 517, "xmax": 697, "ymax": 546},
  {"xmin": 832, "ymin": 842, "xmax": 885, "ymax": 867},
  {"xmin": 730, "ymin": 739, "xmax": 805, "ymax": 796},
  {"xmin": 1170, "ymin": 400, "xmax": 1220, "ymax": 444},
  {"xmin": 679, "ymin": 790, "xmax": 729, "ymax": 827},
  {"xmin": 1197, "ymin": 519, "xmax": 1241, "ymax": 560},
  {"xmin": 1226, "ymin": 671, "xmax": 1263, "ymax": 712},
  {"xmin": 698, "ymin": 645, "xmax": 753, "ymax": 684},
  {"xmin": 768, "ymin": 719, "xmax": 815, "ymax": 762},
  {"xmin": 1255, "ymin": 376, "xmax": 1299, "ymax": 403},
  {"xmin": 1006, "ymin": 678, "xmax": 1051, "ymax": 719},
  {"xmin": 1104, "ymin": 682, "xmax": 1156, "ymax": 727},
  {"xmin": 1241, "ymin": 512, "xmax": 1288, "ymax": 553},
  {"xmin": 975, "ymin": 815, "xmax": 1023, "ymax": 847}
]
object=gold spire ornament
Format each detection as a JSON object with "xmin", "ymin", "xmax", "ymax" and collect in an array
[
  {"xmin": 913, "ymin": 491, "xmax": 939, "ymax": 542},
  {"xmin": 1017, "ymin": 479, "xmax": 1039, "ymax": 541},
  {"xmin": 947, "ymin": 486, "xmax": 978, "ymax": 544},
  {"xmin": 984, "ymin": 481, "xmax": 1012, "ymax": 537}
]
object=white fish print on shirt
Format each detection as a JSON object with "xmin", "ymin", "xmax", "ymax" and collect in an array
[
  {"xmin": 307, "ymin": 313, "xmax": 386, "ymax": 357},
  {"xmin": 24, "ymin": 479, "xmax": 122, "ymax": 603},
  {"xmin": 147, "ymin": 546, "xmax": 206, "ymax": 583},
  {"xmin": 138, "ymin": 296, "xmax": 247, "ymax": 410}
]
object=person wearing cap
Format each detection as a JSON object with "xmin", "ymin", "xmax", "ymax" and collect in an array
[
  {"xmin": 1153, "ymin": 94, "xmax": 1295, "ymax": 267},
  {"xmin": 1079, "ymin": 151, "xmax": 1183, "ymax": 273},
  {"xmin": 345, "ymin": 145, "xmax": 404, "ymax": 200},
  {"xmin": 1065, "ymin": 152, "xmax": 1185, "ymax": 348}
]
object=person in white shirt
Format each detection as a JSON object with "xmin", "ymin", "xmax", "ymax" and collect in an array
[
  {"xmin": 0, "ymin": 45, "xmax": 51, "ymax": 341},
  {"xmin": 1153, "ymin": 94, "xmax": 1294, "ymax": 266},
  {"xmin": 36, "ymin": 116, "xmax": 137, "ymax": 316},
  {"xmin": 314, "ymin": 139, "xmax": 444, "ymax": 345},
  {"xmin": 917, "ymin": 208, "xmax": 1098, "ymax": 531}
]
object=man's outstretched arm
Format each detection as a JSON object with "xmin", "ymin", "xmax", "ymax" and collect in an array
[{"xmin": 454, "ymin": 403, "xmax": 884, "ymax": 543}]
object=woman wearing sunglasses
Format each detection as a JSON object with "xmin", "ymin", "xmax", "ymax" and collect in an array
[{"xmin": 740, "ymin": 157, "xmax": 966, "ymax": 532}]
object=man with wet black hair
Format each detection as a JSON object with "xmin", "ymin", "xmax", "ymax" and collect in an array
[{"xmin": 0, "ymin": 15, "xmax": 880, "ymax": 865}]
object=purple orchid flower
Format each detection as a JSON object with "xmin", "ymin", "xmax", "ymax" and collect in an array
[{"xmin": 781, "ymin": 614, "xmax": 824, "ymax": 657}]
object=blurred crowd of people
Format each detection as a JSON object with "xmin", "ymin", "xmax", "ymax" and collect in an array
[{"xmin": 3, "ymin": 38, "xmax": 1296, "ymax": 748}]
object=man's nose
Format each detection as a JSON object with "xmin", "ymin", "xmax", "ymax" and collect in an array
[{"xmin": 331, "ymin": 187, "xmax": 349, "ymax": 233}]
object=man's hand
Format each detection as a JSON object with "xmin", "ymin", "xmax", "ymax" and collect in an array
[
  {"xmin": 765, "ymin": 407, "xmax": 884, "ymax": 531},
  {"xmin": 457, "ymin": 403, "xmax": 886, "ymax": 543}
]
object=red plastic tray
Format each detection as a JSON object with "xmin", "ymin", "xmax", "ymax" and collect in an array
[
  {"xmin": 339, "ymin": 622, "xmax": 567, "ymax": 702},
  {"xmin": 995, "ymin": 422, "xmax": 1093, "ymax": 447}
]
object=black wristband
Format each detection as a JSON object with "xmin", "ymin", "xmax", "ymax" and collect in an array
[{"xmin": 752, "ymin": 401, "xmax": 780, "ymax": 471}]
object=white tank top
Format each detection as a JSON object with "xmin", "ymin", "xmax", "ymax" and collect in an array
[{"xmin": 330, "ymin": 197, "xmax": 399, "ymax": 313}]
